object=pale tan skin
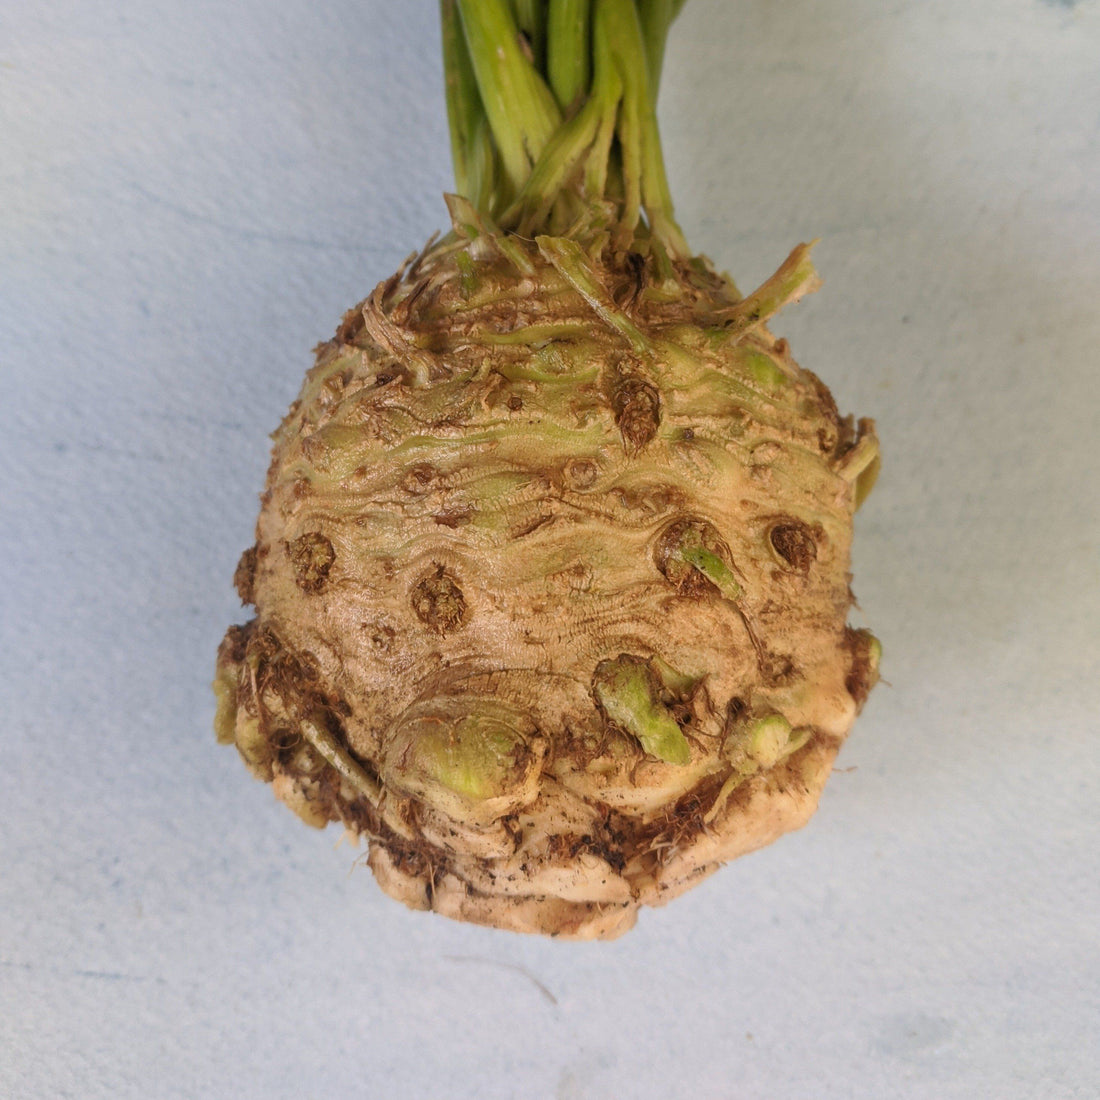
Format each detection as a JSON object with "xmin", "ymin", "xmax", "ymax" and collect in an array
[{"xmin": 214, "ymin": 226, "xmax": 879, "ymax": 939}]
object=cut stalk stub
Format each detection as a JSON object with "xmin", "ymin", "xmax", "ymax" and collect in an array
[
  {"xmin": 593, "ymin": 655, "xmax": 692, "ymax": 765},
  {"xmin": 656, "ymin": 518, "xmax": 741, "ymax": 600}
]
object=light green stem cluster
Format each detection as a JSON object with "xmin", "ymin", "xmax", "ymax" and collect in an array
[{"xmin": 441, "ymin": 0, "xmax": 689, "ymax": 256}]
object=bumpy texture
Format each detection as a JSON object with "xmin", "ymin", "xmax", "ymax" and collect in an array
[{"xmin": 214, "ymin": 219, "xmax": 880, "ymax": 939}]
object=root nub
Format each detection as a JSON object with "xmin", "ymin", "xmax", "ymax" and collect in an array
[
  {"xmin": 769, "ymin": 520, "xmax": 818, "ymax": 573},
  {"xmin": 233, "ymin": 546, "xmax": 258, "ymax": 605},
  {"xmin": 411, "ymin": 567, "xmax": 467, "ymax": 633},
  {"xmin": 844, "ymin": 627, "xmax": 882, "ymax": 709},
  {"xmin": 612, "ymin": 378, "xmax": 660, "ymax": 451},
  {"xmin": 288, "ymin": 532, "xmax": 336, "ymax": 592}
]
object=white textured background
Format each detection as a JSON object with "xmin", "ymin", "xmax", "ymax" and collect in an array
[{"xmin": 2, "ymin": 1, "xmax": 1098, "ymax": 1097}]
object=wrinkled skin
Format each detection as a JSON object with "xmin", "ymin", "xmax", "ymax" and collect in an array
[{"xmin": 214, "ymin": 225, "xmax": 879, "ymax": 939}]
